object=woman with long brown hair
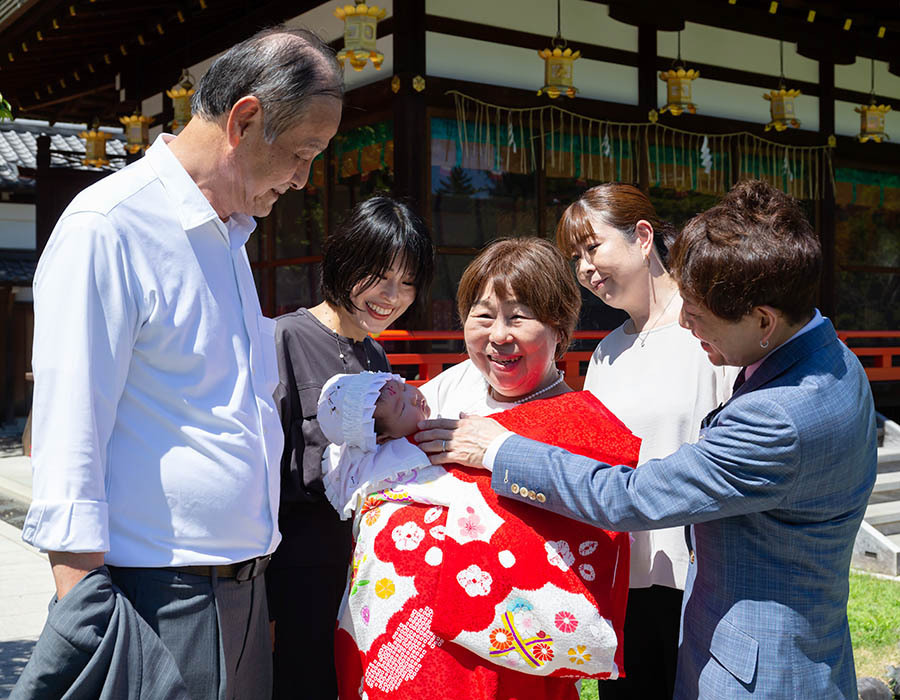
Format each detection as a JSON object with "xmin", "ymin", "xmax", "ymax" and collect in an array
[{"xmin": 554, "ymin": 184, "xmax": 734, "ymax": 699}]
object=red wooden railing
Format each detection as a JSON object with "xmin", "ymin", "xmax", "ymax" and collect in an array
[
  {"xmin": 837, "ymin": 331, "xmax": 900, "ymax": 383},
  {"xmin": 380, "ymin": 330, "xmax": 900, "ymax": 387}
]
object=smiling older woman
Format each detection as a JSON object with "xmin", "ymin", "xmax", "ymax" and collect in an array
[
  {"xmin": 418, "ymin": 180, "xmax": 878, "ymax": 700},
  {"xmin": 421, "ymin": 237, "xmax": 579, "ymax": 415}
]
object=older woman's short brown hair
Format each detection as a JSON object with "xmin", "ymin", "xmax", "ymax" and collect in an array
[
  {"xmin": 457, "ymin": 237, "xmax": 581, "ymax": 359},
  {"xmin": 670, "ymin": 179, "xmax": 821, "ymax": 324}
]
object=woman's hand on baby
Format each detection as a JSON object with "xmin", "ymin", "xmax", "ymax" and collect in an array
[{"xmin": 414, "ymin": 414, "xmax": 508, "ymax": 469}]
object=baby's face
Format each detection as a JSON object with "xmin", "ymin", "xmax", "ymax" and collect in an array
[{"xmin": 373, "ymin": 380, "xmax": 431, "ymax": 440}]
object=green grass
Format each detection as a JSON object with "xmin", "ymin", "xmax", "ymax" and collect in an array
[
  {"xmin": 848, "ymin": 571, "xmax": 900, "ymax": 679},
  {"xmin": 579, "ymin": 680, "xmax": 599, "ymax": 700},
  {"xmin": 578, "ymin": 571, "xmax": 900, "ymax": 698}
]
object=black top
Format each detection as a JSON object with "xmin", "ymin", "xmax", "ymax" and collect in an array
[{"xmin": 271, "ymin": 308, "xmax": 389, "ymax": 565}]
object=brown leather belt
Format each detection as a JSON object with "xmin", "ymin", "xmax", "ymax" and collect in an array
[{"xmin": 168, "ymin": 555, "xmax": 271, "ymax": 583}]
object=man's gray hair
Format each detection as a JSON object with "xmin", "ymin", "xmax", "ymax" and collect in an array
[{"xmin": 191, "ymin": 26, "xmax": 343, "ymax": 143}]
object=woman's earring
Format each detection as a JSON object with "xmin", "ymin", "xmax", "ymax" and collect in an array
[{"xmin": 760, "ymin": 339, "xmax": 770, "ymax": 349}]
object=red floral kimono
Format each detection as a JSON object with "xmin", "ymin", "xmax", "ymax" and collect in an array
[{"xmin": 334, "ymin": 391, "xmax": 642, "ymax": 700}]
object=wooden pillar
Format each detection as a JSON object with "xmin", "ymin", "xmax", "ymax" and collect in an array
[
  {"xmin": 818, "ymin": 60, "xmax": 836, "ymax": 318},
  {"xmin": 35, "ymin": 135, "xmax": 52, "ymax": 256},
  {"xmin": 0, "ymin": 286, "xmax": 10, "ymax": 422},
  {"xmin": 637, "ymin": 25, "xmax": 657, "ymax": 193},
  {"xmin": 391, "ymin": 0, "xmax": 427, "ymax": 215}
]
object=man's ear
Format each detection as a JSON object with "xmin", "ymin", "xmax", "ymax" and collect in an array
[
  {"xmin": 225, "ymin": 96, "xmax": 263, "ymax": 147},
  {"xmin": 756, "ymin": 305, "xmax": 779, "ymax": 346}
]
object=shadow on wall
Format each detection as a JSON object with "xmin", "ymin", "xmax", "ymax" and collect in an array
[{"xmin": 0, "ymin": 638, "xmax": 35, "ymax": 696}]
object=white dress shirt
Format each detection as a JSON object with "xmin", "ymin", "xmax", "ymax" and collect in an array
[{"xmin": 23, "ymin": 134, "xmax": 284, "ymax": 567}]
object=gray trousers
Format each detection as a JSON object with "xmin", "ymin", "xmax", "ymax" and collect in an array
[{"xmin": 108, "ymin": 566, "xmax": 271, "ymax": 700}]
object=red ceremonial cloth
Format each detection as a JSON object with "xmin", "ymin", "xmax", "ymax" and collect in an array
[{"xmin": 335, "ymin": 391, "xmax": 641, "ymax": 700}]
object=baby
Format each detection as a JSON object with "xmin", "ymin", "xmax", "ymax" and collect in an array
[
  {"xmin": 371, "ymin": 377, "xmax": 431, "ymax": 442},
  {"xmin": 318, "ymin": 371, "xmax": 435, "ymax": 520}
]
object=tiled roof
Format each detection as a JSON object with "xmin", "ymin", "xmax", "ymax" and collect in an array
[{"xmin": 0, "ymin": 119, "xmax": 127, "ymax": 187}]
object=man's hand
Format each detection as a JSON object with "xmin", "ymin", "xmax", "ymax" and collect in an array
[
  {"xmin": 49, "ymin": 551, "xmax": 104, "ymax": 599},
  {"xmin": 415, "ymin": 414, "xmax": 508, "ymax": 469}
]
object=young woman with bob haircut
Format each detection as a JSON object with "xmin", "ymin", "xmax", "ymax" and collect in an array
[
  {"xmin": 267, "ymin": 195, "xmax": 434, "ymax": 700},
  {"xmin": 424, "ymin": 179, "xmax": 877, "ymax": 700},
  {"xmin": 554, "ymin": 183, "xmax": 733, "ymax": 700}
]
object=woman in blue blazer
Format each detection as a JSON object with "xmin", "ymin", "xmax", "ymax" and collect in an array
[{"xmin": 417, "ymin": 180, "xmax": 878, "ymax": 700}]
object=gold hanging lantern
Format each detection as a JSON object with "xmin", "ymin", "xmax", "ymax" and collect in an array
[
  {"xmin": 80, "ymin": 122, "xmax": 111, "ymax": 167},
  {"xmin": 856, "ymin": 102, "xmax": 891, "ymax": 143},
  {"xmin": 537, "ymin": 45, "xmax": 580, "ymax": 99},
  {"xmin": 660, "ymin": 68, "xmax": 699, "ymax": 115},
  {"xmin": 764, "ymin": 41, "xmax": 800, "ymax": 131},
  {"xmin": 537, "ymin": 0, "xmax": 579, "ymax": 99},
  {"xmin": 659, "ymin": 33, "xmax": 698, "ymax": 115},
  {"xmin": 166, "ymin": 69, "xmax": 195, "ymax": 133},
  {"xmin": 856, "ymin": 59, "xmax": 891, "ymax": 143},
  {"xmin": 335, "ymin": 1, "xmax": 387, "ymax": 72},
  {"xmin": 119, "ymin": 111, "xmax": 153, "ymax": 154},
  {"xmin": 764, "ymin": 87, "xmax": 801, "ymax": 131}
]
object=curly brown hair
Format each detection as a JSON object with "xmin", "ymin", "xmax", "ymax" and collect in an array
[{"xmin": 669, "ymin": 180, "xmax": 821, "ymax": 324}]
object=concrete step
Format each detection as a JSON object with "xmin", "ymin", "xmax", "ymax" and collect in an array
[
  {"xmin": 890, "ymin": 532, "xmax": 900, "ymax": 549},
  {"xmin": 873, "ymin": 470, "xmax": 900, "ymax": 493},
  {"xmin": 865, "ymin": 501, "xmax": 900, "ymax": 528}
]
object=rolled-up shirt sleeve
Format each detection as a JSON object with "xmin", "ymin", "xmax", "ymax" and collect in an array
[{"xmin": 22, "ymin": 211, "xmax": 141, "ymax": 553}]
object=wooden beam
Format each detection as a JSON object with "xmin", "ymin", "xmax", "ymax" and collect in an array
[
  {"xmin": 818, "ymin": 60, "xmax": 836, "ymax": 319},
  {"xmin": 637, "ymin": 24, "xmax": 657, "ymax": 192},
  {"xmin": 392, "ymin": 0, "xmax": 427, "ymax": 214}
]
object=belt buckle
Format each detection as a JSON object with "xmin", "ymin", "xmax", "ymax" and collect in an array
[{"xmin": 235, "ymin": 555, "xmax": 271, "ymax": 583}]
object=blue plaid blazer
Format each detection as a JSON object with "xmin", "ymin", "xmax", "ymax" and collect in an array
[{"xmin": 490, "ymin": 319, "xmax": 877, "ymax": 699}]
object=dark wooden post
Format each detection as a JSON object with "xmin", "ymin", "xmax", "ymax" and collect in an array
[
  {"xmin": 35, "ymin": 135, "xmax": 52, "ymax": 256},
  {"xmin": 818, "ymin": 60, "xmax": 836, "ymax": 319},
  {"xmin": 637, "ymin": 24, "xmax": 657, "ymax": 193},
  {"xmin": 391, "ymin": 0, "xmax": 427, "ymax": 215}
]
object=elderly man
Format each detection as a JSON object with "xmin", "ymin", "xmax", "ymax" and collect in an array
[{"xmin": 22, "ymin": 27, "xmax": 342, "ymax": 699}]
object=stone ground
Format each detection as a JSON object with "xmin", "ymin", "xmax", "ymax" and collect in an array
[{"xmin": 0, "ymin": 435, "xmax": 55, "ymax": 699}]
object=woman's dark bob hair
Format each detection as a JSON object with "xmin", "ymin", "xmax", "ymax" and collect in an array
[{"xmin": 321, "ymin": 195, "xmax": 435, "ymax": 314}]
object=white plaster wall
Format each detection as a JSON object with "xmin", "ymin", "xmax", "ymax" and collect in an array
[
  {"xmin": 0, "ymin": 203, "xmax": 36, "ymax": 250},
  {"xmin": 427, "ymin": 33, "xmax": 637, "ymax": 105},
  {"xmin": 835, "ymin": 100, "xmax": 863, "ymax": 138},
  {"xmin": 658, "ymin": 24, "xmax": 817, "ymax": 82},
  {"xmin": 836, "ymin": 58, "xmax": 900, "ymax": 97},
  {"xmin": 427, "ymin": 0, "xmax": 637, "ymax": 52}
]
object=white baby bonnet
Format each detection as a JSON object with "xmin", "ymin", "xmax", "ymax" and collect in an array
[{"xmin": 318, "ymin": 372, "xmax": 432, "ymax": 520}]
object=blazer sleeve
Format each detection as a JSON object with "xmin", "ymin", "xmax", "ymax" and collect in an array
[{"xmin": 490, "ymin": 393, "xmax": 802, "ymax": 531}]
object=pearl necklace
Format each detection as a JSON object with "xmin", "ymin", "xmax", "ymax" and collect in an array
[{"xmin": 491, "ymin": 369, "xmax": 566, "ymax": 405}]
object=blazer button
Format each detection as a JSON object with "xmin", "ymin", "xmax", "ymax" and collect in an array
[
  {"xmin": 536, "ymin": 493, "xmax": 546, "ymax": 503},
  {"xmin": 511, "ymin": 483, "xmax": 520, "ymax": 495},
  {"xmin": 520, "ymin": 489, "xmax": 530, "ymax": 499},
  {"xmin": 528, "ymin": 490, "xmax": 536, "ymax": 500}
]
